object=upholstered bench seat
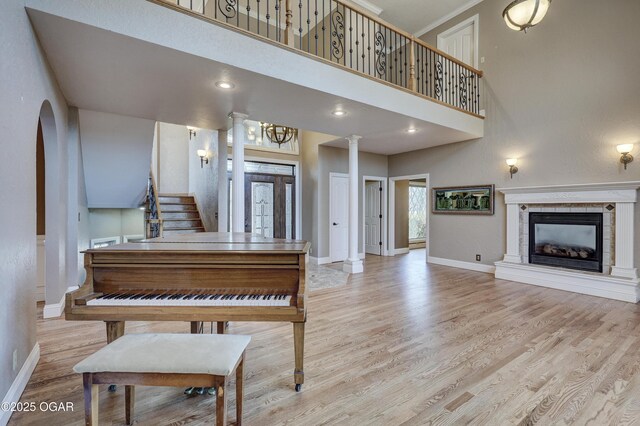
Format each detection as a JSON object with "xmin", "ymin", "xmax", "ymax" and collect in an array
[{"xmin": 74, "ymin": 333, "xmax": 250, "ymax": 426}]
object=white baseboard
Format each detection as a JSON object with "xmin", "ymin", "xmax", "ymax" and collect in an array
[
  {"xmin": 1, "ymin": 343, "xmax": 40, "ymax": 426},
  {"xmin": 428, "ymin": 256, "xmax": 496, "ymax": 274},
  {"xmin": 392, "ymin": 247, "xmax": 410, "ymax": 256},
  {"xmin": 311, "ymin": 254, "xmax": 365, "ymax": 264},
  {"xmin": 495, "ymin": 261, "xmax": 639, "ymax": 303},
  {"xmin": 42, "ymin": 291, "xmax": 66, "ymax": 319}
]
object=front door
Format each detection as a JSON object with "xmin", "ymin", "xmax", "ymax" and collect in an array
[{"xmin": 244, "ymin": 173, "xmax": 295, "ymax": 239}]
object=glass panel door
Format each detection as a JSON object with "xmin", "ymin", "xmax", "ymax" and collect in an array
[{"xmin": 251, "ymin": 182, "xmax": 275, "ymax": 238}]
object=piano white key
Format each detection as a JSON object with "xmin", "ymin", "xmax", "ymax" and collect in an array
[{"xmin": 87, "ymin": 293, "xmax": 292, "ymax": 307}]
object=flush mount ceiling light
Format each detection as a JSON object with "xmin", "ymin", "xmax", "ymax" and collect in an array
[
  {"xmin": 215, "ymin": 81, "xmax": 235, "ymax": 89},
  {"xmin": 332, "ymin": 109, "xmax": 346, "ymax": 117},
  {"xmin": 503, "ymin": 0, "xmax": 551, "ymax": 32},
  {"xmin": 407, "ymin": 128, "xmax": 417, "ymax": 134}
]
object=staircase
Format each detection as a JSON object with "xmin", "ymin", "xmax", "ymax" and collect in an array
[{"xmin": 158, "ymin": 194, "xmax": 206, "ymax": 235}]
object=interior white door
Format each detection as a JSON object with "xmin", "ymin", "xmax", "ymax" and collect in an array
[
  {"xmin": 437, "ymin": 17, "xmax": 477, "ymax": 67},
  {"xmin": 330, "ymin": 174, "xmax": 349, "ymax": 263},
  {"xmin": 364, "ymin": 181, "xmax": 381, "ymax": 255}
]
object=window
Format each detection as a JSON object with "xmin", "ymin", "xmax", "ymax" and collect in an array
[{"xmin": 409, "ymin": 184, "xmax": 426, "ymax": 241}]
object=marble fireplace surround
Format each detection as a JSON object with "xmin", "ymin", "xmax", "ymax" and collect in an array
[{"xmin": 494, "ymin": 182, "xmax": 640, "ymax": 303}]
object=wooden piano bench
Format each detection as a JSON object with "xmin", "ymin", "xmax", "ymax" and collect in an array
[{"xmin": 73, "ymin": 333, "xmax": 250, "ymax": 426}]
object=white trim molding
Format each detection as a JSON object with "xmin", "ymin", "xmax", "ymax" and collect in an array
[
  {"xmin": 393, "ymin": 247, "xmax": 410, "ymax": 256},
  {"xmin": 436, "ymin": 14, "xmax": 479, "ymax": 69},
  {"xmin": 351, "ymin": 0, "xmax": 383, "ymax": 15},
  {"xmin": 414, "ymin": 0, "xmax": 485, "ymax": 38},
  {"xmin": 495, "ymin": 181, "xmax": 640, "ymax": 302},
  {"xmin": 429, "ymin": 256, "xmax": 495, "ymax": 274},
  {"xmin": 310, "ymin": 256, "xmax": 331, "ymax": 265},
  {"xmin": 1, "ymin": 343, "xmax": 40, "ymax": 426},
  {"xmin": 42, "ymin": 290, "xmax": 66, "ymax": 319}
]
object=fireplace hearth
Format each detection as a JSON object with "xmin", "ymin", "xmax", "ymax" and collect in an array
[{"xmin": 529, "ymin": 212, "xmax": 603, "ymax": 273}]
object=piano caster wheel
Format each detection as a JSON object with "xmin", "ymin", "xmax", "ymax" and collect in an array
[
  {"xmin": 207, "ymin": 387, "xmax": 216, "ymax": 396},
  {"xmin": 295, "ymin": 384, "xmax": 302, "ymax": 392},
  {"xmin": 108, "ymin": 385, "xmax": 117, "ymax": 393},
  {"xmin": 196, "ymin": 387, "xmax": 207, "ymax": 395},
  {"xmin": 184, "ymin": 387, "xmax": 197, "ymax": 396}
]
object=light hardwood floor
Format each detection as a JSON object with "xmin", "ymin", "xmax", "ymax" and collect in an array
[{"xmin": 10, "ymin": 250, "xmax": 640, "ymax": 425}]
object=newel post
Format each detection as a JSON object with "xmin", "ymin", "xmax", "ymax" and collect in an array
[
  {"xmin": 284, "ymin": 0, "xmax": 295, "ymax": 47},
  {"xmin": 409, "ymin": 37, "xmax": 417, "ymax": 92}
]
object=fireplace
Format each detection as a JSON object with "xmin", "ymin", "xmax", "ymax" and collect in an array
[{"xmin": 528, "ymin": 212, "xmax": 603, "ymax": 272}]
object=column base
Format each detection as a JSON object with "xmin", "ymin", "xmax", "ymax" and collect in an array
[
  {"xmin": 611, "ymin": 266, "xmax": 640, "ymax": 281},
  {"xmin": 343, "ymin": 259, "xmax": 364, "ymax": 274},
  {"xmin": 502, "ymin": 254, "xmax": 522, "ymax": 264}
]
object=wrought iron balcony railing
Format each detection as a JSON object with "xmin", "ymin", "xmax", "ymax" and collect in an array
[{"xmin": 151, "ymin": 0, "xmax": 483, "ymax": 116}]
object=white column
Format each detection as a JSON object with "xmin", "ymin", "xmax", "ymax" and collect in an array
[
  {"xmin": 230, "ymin": 112, "xmax": 248, "ymax": 233},
  {"xmin": 217, "ymin": 129, "xmax": 228, "ymax": 232},
  {"xmin": 611, "ymin": 202, "xmax": 639, "ymax": 280},
  {"xmin": 343, "ymin": 135, "xmax": 363, "ymax": 274},
  {"xmin": 503, "ymin": 202, "xmax": 522, "ymax": 263}
]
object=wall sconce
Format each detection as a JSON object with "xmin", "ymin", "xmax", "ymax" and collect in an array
[
  {"xmin": 617, "ymin": 144, "xmax": 634, "ymax": 170},
  {"xmin": 506, "ymin": 158, "xmax": 519, "ymax": 178},
  {"xmin": 187, "ymin": 126, "xmax": 197, "ymax": 140},
  {"xmin": 197, "ymin": 149, "xmax": 209, "ymax": 168}
]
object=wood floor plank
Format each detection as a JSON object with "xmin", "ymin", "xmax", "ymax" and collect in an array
[{"xmin": 8, "ymin": 250, "xmax": 640, "ymax": 425}]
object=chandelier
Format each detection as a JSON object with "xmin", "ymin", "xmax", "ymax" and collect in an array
[
  {"xmin": 260, "ymin": 122, "xmax": 298, "ymax": 147},
  {"xmin": 503, "ymin": 0, "xmax": 551, "ymax": 32}
]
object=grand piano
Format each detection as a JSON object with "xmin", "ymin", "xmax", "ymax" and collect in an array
[{"xmin": 66, "ymin": 232, "xmax": 309, "ymax": 391}]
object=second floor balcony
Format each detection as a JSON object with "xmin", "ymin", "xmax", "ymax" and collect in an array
[{"xmin": 26, "ymin": 0, "xmax": 484, "ymax": 154}]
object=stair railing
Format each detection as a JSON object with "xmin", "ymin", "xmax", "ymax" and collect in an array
[
  {"xmin": 149, "ymin": 0, "xmax": 483, "ymax": 117},
  {"xmin": 146, "ymin": 171, "xmax": 164, "ymax": 238}
]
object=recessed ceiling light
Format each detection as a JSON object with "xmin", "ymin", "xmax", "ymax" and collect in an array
[
  {"xmin": 215, "ymin": 81, "xmax": 235, "ymax": 89},
  {"xmin": 407, "ymin": 128, "xmax": 417, "ymax": 134},
  {"xmin": 332, "ymin": 110, "xmax": 346, "ymax": 117}
]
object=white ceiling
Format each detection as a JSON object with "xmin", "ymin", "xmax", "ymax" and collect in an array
[{"xmin": 357, "ymin": 0, "xmax": 484, "ymax": 36}]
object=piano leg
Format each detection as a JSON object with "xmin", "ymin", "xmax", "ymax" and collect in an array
[
  {"xmin": 293, "ymin": 321, "xmax": 305, "ymax": 392},
  {"xmin": 105, "ymin": 321, "xmax": 125, "ymax": 393},
  {"xmin": 217, "ymin": 322, "xmax": 228, "ymax": 334},
  {"xmin": 190, "ymin": 321, "xmax": 203, "ymax": 334}
]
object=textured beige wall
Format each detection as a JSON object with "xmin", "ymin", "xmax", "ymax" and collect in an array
[
  {"xmin": 394, "ymin": 180, "xmax": 409, "ymax": 249},
  {"xmin": 388, "ymin": 0, "xmax": 640, "ymax": 266},
  {"xmin": 301, "ymin": 131, "xmax": 337, "ymax": 255},
  {"xmin": 158, "ymin": 122, "xmax": 189, "ymax": 194},
  {"xmin": 317, "ymin": 145, "xmax": 388, "ymax": 258}
]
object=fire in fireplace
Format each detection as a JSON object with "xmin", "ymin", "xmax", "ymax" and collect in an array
[{"xmin": 529, "ymin": 212, "xmax": 603, "ymax": 272}]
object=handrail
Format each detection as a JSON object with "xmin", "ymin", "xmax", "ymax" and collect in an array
[
  {"xmin": 149, "ymin": 0, "xmax": 483, "ymax": 116},
  {"xmin": 413, "ymin": 37, "xmax": 482, "ymax": 77},
  {"xmin": 146, "ymin": 170, "xmax": 164, "ymax": 238}
]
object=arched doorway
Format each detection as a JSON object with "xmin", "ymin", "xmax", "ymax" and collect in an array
[
  {"xmin": 37, "ymin": 100, "xmax": 61, "ymax": 315},
  {"xmin": 36, "ymin": 120, "xmax": 46, "ymax": 303}
]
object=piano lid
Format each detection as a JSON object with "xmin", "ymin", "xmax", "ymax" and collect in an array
[{"xmin": 84, "ymin": 232, "xmax": 310, "ymax": 254}]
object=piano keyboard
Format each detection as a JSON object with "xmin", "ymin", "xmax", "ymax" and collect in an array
[{"xmin": 87, "ymin": 293, "xmax": 292, "ymax": 307}]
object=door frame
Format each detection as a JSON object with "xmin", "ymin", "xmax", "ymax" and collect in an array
[
  {"xmin": 389, "ymin": 173, "xmax": 430, "ymax": 260},
  {"xmin": 329, "ymin": 172, "xmax": 349, "ymax": 263},
  {"xmin": 362, "ymin": 176, "xmax": 388, "ymax": 257},
  {"xmin": 228, "ymin": 154, "xmax": 301, "ymax": 239},
  {"xmin": 437, "ymin": 14, "xmax": 479, "ymax": 69}
]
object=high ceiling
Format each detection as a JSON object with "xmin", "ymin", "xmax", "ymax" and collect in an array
[{"xmin": 355, "ymin": 0, "xmax": 484, "ymax": 36}]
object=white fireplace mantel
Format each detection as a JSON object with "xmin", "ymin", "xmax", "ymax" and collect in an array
[{"xmin": 495, "ymin": 181, "xmax": 640, "ymax": 303}]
